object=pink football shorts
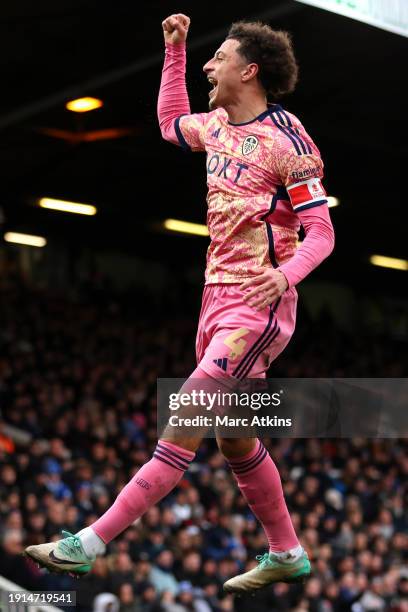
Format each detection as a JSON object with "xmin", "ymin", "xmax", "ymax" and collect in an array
[{"xmin": 196, "ymin": 284, "xmax": 298, "ymax": 381}]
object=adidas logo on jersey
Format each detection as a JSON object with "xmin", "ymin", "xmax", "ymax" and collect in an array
[
  {"xmin": 242, "ymin": 135, "xmax": 259, "ymax": 155},
  {"xmin": 213, "ymin": 357, "xmax": 228, "ymax": 372}
]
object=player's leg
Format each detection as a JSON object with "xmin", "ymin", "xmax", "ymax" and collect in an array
[
  {"xmin": 216, "ymin": 435, "xmax": 310, "ymax": 592},
  {"xmin": 197, "ymin": 284, "xmax": 310, "ymax": 591},
  {"xmin": 217, "ymin": 435, "xmax": 299, "ymax": 551},
  {"xmin": 24, "ymin": 368, "xmax": 210, "ymax": 575}
]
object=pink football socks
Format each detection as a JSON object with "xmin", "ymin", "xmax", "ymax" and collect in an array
[
  {"xmin": 80, "ymin": 436, "xmax": 299, "ymax": 561},
  {"xmin": 228, "ymin": 439, "xmax": 300, "ymax": 554},
  {"xmin": 90, "ymin": 440, "xmax": 195, "ymax": 543}
]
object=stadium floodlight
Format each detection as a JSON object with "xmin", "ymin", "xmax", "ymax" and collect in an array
[
  {"xmin": 4, "ymin": 232, "xmax": 46, "ymax": 247},
  {"xmin": 65, "ymin": 97, "xmax": 103, "ymax": 113},
  {"xmin": 295, "ymin": 0, "xmax": 408, "ymax": 38},
  {"xmin": 164, "ymin": 218, "xmax": 209, "ymax": 237},
  {"xmin": 369, "ymin": 254, "xmax": 408, "ymax": 271},
  {"xmin": 38, "ymin": 198, "xmax": 97, "ymax": 216},
  {"xmin": 327, "ymin": 196, "xmax": 340, "ymax": 208}
]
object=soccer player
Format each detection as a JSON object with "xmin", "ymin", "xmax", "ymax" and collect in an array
[{"xmin": 25, "ymin": 14, "xmax": 334, "ymax": 594}]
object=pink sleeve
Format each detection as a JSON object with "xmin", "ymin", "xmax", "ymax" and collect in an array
[
  {"xmin": 157, "ymin": 42, "xmax": 191, "ymax": 145},
  {"xmin": 278, "ymin": 205, "xmax": 335, "ymax": 288}
]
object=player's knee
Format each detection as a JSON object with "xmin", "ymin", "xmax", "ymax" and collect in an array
[
  {"xmin": 216, "ymin": 436, "xmax": 256, "ymax": 460},
  {"xmin": 160, "ymin": 435, "xmax": 202, "ymax": 453}
]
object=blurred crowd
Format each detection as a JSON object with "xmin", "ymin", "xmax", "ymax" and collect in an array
[{"xmin": 0, "ymin": 285, "xmax": 407, "ymax": 612}]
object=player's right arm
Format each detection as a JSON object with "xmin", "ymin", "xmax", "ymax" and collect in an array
[{"xmin": 158, "ymin": 14, "xmax": 207, "ymax": 151}]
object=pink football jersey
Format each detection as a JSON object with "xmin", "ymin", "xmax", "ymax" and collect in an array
[{"xmin": 175, "ymin": 105, "xmax": 327, "ymax": 284}]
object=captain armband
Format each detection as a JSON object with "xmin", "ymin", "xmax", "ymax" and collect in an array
[{"xmin": 287, "ymin": 177, "xmax": 328, "ymax": 213}]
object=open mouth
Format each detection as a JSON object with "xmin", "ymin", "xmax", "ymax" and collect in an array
[{"xmin": 208, "ymin": 76, "xmax": 218, "ymax": 98}]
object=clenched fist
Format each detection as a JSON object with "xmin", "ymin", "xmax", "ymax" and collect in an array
[{"xmin": 162, "ymin": 13, "xmax": 190, "ymax": 44}]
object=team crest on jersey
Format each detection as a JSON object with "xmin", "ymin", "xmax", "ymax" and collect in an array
[{"xmin": 242, "ymin": 135, "xmax": 259, "ymax": 156}]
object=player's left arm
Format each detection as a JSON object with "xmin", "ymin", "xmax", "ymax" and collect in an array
[
  {"xmin": 158, "ymin": 14, "xmax": 210, "ymax": 152},
  {"xmin": 277, "ymin": 202, "xmax": 334, "ymax": 288},
  {"xmin": 158, "ymin": 14, "xmax": 191, "ymax": 146},
  {"xmin": 241, "ymin": 137, "xmax": 334, "ymax": 310}
]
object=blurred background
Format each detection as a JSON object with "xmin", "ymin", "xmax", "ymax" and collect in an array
[{"xmin": 0, "ymin": 1, "xmax": 407, "ymax": 611}]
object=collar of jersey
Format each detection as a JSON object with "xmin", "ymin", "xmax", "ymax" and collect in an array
[{"xmin": 227, "ymin": 103, "xmax": 283, "ymax": 126}]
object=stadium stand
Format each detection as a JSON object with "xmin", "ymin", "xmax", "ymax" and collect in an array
[{"xmin": 0, "ymin": 284, "xmax": 407, "ymax": 611}]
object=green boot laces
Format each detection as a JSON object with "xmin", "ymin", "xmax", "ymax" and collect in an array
[
  {"xmin": 58, "ymin": 531, "xmax": 85, "ymax": 556},
  {"xmin": 255, "ymin": 552, "xmax": 274, "ymax": 569}
]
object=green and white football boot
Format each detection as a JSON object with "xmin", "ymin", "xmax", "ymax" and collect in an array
[
  {"xmin": 24, "ymin": 531, "xmax": 95, "ymax": 576},
  {"xmin": 223, "ymin": 550, "xmax": 311, "ymax": 594}
]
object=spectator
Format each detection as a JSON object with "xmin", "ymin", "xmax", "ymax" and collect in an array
[
  {"xmin": 118, "ymin": 583, "xmax": 139, "ymax": 612},
  {"xmin": 0, "ymin": 529, "xmax": 37, "ymax": 590},
  {"xmin": 149, "ymin": 549, "xmax": 179, "ymax": 595}
]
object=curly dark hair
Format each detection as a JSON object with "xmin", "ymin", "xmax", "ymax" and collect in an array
[{"xmin": 226, "ymin": 21, "xmax": 298, "ymax": 98}]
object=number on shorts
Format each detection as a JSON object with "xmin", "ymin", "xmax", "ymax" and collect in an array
[{"xmin": 224, "ymin": 328, "xmax": 250, "ymax": 360}]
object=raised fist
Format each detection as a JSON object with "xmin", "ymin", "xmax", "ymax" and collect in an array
[{"xmin": 162, "ymin": 14, "xmax": 190, "ymax": 44}]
